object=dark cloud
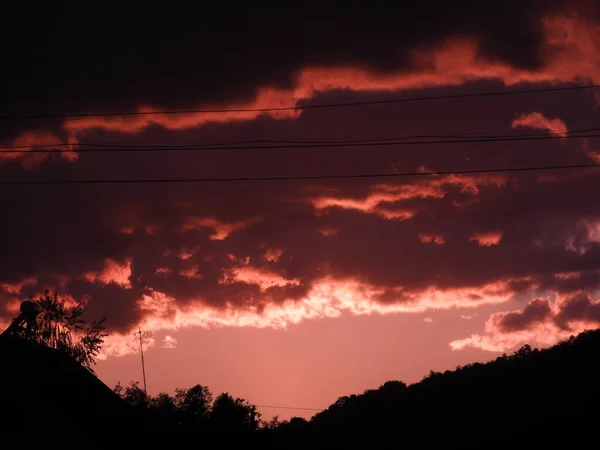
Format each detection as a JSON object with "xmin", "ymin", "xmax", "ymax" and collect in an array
[
  {"xmin": 3, "ymin": 2, "xmax": 600, "ymax": 335},
  {"xmin": 0, "ymin": 0, "xmax": 577, "ymax": 135},
  {"xmin": 495, "ymin": 297, "xmax": 553, "ymax": 332},
  {"xmin": 554, "ymin": 292, "xmax": 600, "ymax": 330},
  {"xmin": 4, "ymin": 103, "xmax": 600, "ymax": 329},
  {"xmin": 3, "ymin": 99, "xmax": 600, "ymax": 331}
]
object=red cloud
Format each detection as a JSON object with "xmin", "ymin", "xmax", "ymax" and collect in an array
[
  {"xmin": 450, "ymin": 292, "xmax": 600, "ymax": 352},
  {"xmin": 144, "ymin": 225, "xmax": 161, "ymax": 235},
  {"xmin": 95, "ymin": 275, "xmax": 527, "ymax": 357},
  {"xmin": 63, "ymin": 86, "xmax": 301, "ymax": 137},
  {"xmin": 82, "ymin": 259, "xmax": 132, "ymax": 288},
  {"xmin": 564, "ymin": 219, "xmax": 600, "ymax": 255},
  {"xmin": 263, "ymin": 248, "xmax": 284, "ymax": 262},
  {"xmin": 511, "ymin": 111, "xmax": 568, "ymax": 137},
  {"xmin": 7, "ymin": 12, "xmax": 600, "ymax": 363},
  {"xmin": 3, "ymin": 130, "xmax": 76, "ymax": 169},
  {"xmin": 155, "ymin": 267, "xmax": 172, "ymax": 278},
  {"xmin": 162, "ymin": 335, "xmax": 178, "ymax": 349},
  {"xmin": 180, "ymin": 216, "xmax": 261, "ymax": 240},
  {"xmin": 179, "ymin": 265, "xmax": 201, "ymax": 280},
  {"xmin": 61, "ymin": 17, "xmax": 599, "ymax": 139},
  {"xmin": 1, "ymin": 277, "xmax": 37, "ymax": 295},
  {"xmin": 418, "ymin": 233, "xmax": 445, "ymax": 245},
  {"xmin": 319, "ymin": 228, "xmax": 339, "ymax": 237},
  {"xmin": 219, "ymin": 266, "xmax": 300, "ymax": 292},
  {"xmin": 579, "ymin": 138, "xmax": 600, "ymax": 163},
  {"xmin": 5, "ymin": 14, "xmax": 600, "ymax": 169},
  {"xmin": 177, "ymin": 246, "xmax": 200, "ymax": 261},
  {"xmin": 470, "ymin": 232, "xmax": 502, "ymax": 247},
  {"xmin": 311, "ymin": 175, "xmax": 506, "ymax": 219}
]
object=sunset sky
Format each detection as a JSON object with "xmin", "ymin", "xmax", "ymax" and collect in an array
[{"xmin": 3, "ymin": 1, "xmax": 600, "ymax": 420}]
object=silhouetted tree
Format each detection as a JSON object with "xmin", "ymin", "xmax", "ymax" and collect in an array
[
  {"xmin": 175, "ymin": 384, "xmax": 213, "ymax": 430},
  {"xmin": 261, "ymin": 414, "xmax": 281, "ymax": 430},
  {"xmin": 283, "ymin": 417, "xmax": 310, "ymax": 432},
  {"xmin": 151, "ymin": 392, "xmax": 178, "ymax": 416},
  {"xmin": 263, "ymin": 416, "xmax": 310, "ymax": 434},
  {"xmin": 149, "ymin": 392, "xmax": 178, "ymax": 431},
  {"xmin": 32, "ymin": 291, "xmax": 107, "ymax": 374},
  {"xmin": 209, "ymin": 392, "xmax": 260, "ymax": 432},
  {"xmin": 114, "ymin": 380, "xmax": 148, "ymax": 411}
]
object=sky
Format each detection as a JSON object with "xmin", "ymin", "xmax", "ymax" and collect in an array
[{"xmin": 3, "ymin": 1, "xmax": 600, "ymax": 420}]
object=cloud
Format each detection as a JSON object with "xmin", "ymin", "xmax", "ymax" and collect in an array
[
  {"xmin": 99, "ymin": 331, "xmax": 156, "ymax": 360},
  {"xmin": 511, "ymin": 112, "xmax": 568, "ymax": 137},
  {"xmin": 418, "ymin": 233, "xmax": 445, "ymax": 245},
  {"xmin": 162, "ymin": 335, "xmax": 178, "ymax": 349},
  {"xmin": 3, "ymin": 6, "xmax": 600, "ymax": 167},
  {"xmin": 180, "ymin": 216, "xmax": 261, "ymax": 240},
  {"xmin": 1, "ymin": 277, "xmax": 37, "ymax": 295},
  {"xmin": 494, "ymin": 297, "xmax": 553, "ymax": 331},
  {"xmin": 62, "ymin": 93, "xmax": 300, "ymax": 138},
  {"xmin": 177, "ymin": 247, "xmax": 199, "ymax": 261},
  {"xmin": 155, "ymin": 267, "xmax": 172, "ymax": 278},
  {"xmin": 95, "ymin": 276, "xmax": 521, "ymax": 357},
  {"xmin": 179, "ymin": 265, "xmax": 201, "ymax": 280},
  {"xmin": 319, "ymin": 228, "xmax": 339, "ymax": 237},
  {"xmin": 82, "ymin": 259, "xmax": 132, "ymax": 289},
  {"xmin": 219, "ymin": 266, "xmax": 301, "ymax": 293},
  {"xmin": 580, "ymin": 138, "xmax": 600, "ymax": 163},
  {"xmin": 553, "ymin": 292, "xmax": 600, "ymax": 330},
  {"xmin": 310, "ymin": 175, "xmax": 506, "ymax": 220},
  {"xmin": 4, "ymin": 158, "xmax": 600, "ymax": 339},
  {"xmin": 0, "ymin": 2, "xmax": 564, "ymax": 118},
  {"xmin": 6, "ymin": 3, "xmax": 600, "ymax": 360},
  {"xmin": 263, "ymin": 247, "xmax": 284, "ymax": 262},
  {"xmin": 450, "ymin": 292, "xmax": 600, "ymax": 352},
  {"xmin": 470, "ymin": 232, "xmax": 503, "ymax": 247},
  {"xmin": 460, "ymin": 313, "xmax": 478, "ymax": 320},
  {"xmin": 34, "ymin": 17, "xmax": 600, "ymax": 141},
  {"xmin": 1, "ymin": 131, "xmax": 76, "ymax": 169}
]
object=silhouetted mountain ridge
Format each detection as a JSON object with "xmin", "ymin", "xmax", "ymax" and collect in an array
[{"xmin": 292, "ymin": 329, "xmax": 600, "ymax": 443}]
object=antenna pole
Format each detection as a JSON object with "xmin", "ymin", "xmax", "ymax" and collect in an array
[{"xmin": 135, "ymin": 327, "xmax": 147, "ymax": 396}]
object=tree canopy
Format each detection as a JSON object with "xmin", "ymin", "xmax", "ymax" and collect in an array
[
  {"xmin": 27, "ymin": 291, "xmax": 107, "ymax": 374},
  {"xmin": 113, "ymin": 381, "xmax": 260, "ymax": 434}
]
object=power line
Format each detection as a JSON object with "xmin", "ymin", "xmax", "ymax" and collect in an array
[
  {"xmin": 1, "ymin": 83, "xmax": 598, "ymax": 122},
  {"xmin": 2, "ymin": 162, "xmax": 599, "ymax": 185},
  {"xmin": 1, "ymin": 131, "xmax": 597, "ymax": 154},
  {"xmin": 2, "ymin": 127, "xmax": 596, "ymax": 151}
]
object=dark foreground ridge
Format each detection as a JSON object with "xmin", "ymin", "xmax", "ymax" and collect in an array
[
  {"xmin": 2, "ymin": 327, "xmax": 600, "ymax": 447},
  {"xmin": 280, "ymin": 329, "xmax": 600, "ymax": 445},
  {"xmin": 0, "ymin": 334, "xmax": 135, "ymax": 443}
]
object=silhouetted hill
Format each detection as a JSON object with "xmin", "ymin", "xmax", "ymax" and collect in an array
[
  {"xmin": 269, "ymin": 329, "xmax": 600, "ymax": 445},
  {"xmin": 0, "ymin": 334, "xmax": 134, "ymax": 443},
  {"xmin": 5, "ymin": 327, "xmax": 599, "ymax": 446}
]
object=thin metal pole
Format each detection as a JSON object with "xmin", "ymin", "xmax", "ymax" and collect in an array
[{"xmin": 136, "ymin": 327, "xmax": 147, "ymax": 396}]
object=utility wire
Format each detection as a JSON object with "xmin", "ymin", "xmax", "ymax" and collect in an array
[
  {"xmin": 2, "ymin": 163, "xmax": 599, "ymax": 185},
  {"xmin": 1, "ymin": 84, "xmax": 598, "ymax": 122},
  {"xmin": 2, "ymin": 127, "xmax": 596, "ymax": 150},
  {"xmin": 0, "ymin": 131, "xmax": 596, "ymax": 154}
]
